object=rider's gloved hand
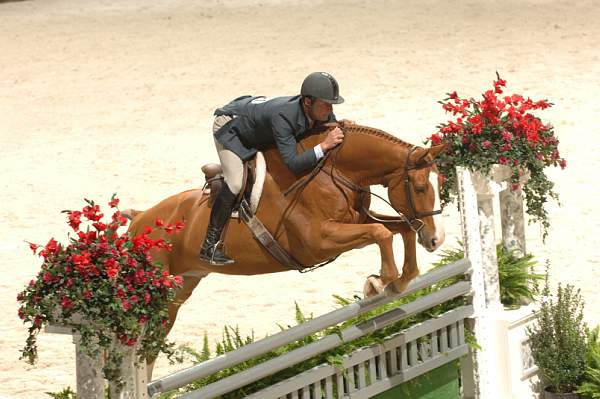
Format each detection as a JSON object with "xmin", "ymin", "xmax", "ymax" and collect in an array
[{"xmin": 320, "ymin": 127, "xmax": 344, "ymax": 151}]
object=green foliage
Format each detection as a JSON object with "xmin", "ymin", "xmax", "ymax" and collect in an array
[
  {"xmin": 576, "ymin": 326, "xmax": 600, "ymax": 398},
  {"xmin": 433, "ymin": 241, "xmax": 543, "ymax": 308},
  {"xmin": 496, "ymin": 246, "xmax": 544, "ymax": 307},
  {"xmin": 45, "ymin": 387, "xmax": 77, "ymax": 399},
  {"xmin": 527, "ymin": 275, "xmax": 588, "ymax": 393}
]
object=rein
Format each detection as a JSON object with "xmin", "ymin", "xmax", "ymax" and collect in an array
[{"xmin": 284, "ymin": 128, "xmax": 440, "ymax": 235}]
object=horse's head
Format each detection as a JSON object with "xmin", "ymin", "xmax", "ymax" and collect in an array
[{"xmin": 387, "ymin": 145, "xmax": 447, "ymax": 252}]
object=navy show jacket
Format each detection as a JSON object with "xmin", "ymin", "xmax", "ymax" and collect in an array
[{"xmin": 213, "ymin": 95, "xmax": 335, "ymax": 175}]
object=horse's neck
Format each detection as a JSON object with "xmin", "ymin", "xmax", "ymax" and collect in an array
[{"xmin": 316, "ymin": 125, "xmax": 411, "ymax": 186}]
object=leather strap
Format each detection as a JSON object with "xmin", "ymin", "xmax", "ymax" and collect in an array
[{"xmin": 238, "ymin": 200, "xmax": 305, "ymax": 271}]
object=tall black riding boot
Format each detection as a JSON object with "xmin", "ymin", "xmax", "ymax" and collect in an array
[{"xmin": 198, "ymin": 185, "xmax": 237, "ymax": 265}]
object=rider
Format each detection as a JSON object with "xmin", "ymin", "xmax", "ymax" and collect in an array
[{"xmin": 199, "ymin": 72, "xmax": 346, "ymax": 265}]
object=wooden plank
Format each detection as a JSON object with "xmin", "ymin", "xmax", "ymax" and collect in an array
[
  {"xmin": 324, "ymin": 376, "xmax": 333, "ymax": 399},
  {"xmin": 448, "ymin": 323, "xmax": 458, "ymax": 349},
  {"xmin": 357, "ymin": 362, "xmax": 366, "ymax": 389},
  {"xmin": 368, "ymin": 357, "xmax": 377, "ymax": 384},
  {"xmin": 439, "ymin": 326, "xmax": 448, "ymax": 352},
  {"xmin": 431, "ymin": 331, "xmax": 439, "ymax": 356},
  {"xmin": 410, "ymin": 340, "xmax": 419, "ymax": 365}
]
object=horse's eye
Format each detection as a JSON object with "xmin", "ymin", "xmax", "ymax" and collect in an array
[{"xmin": 414, "ymin": 186, "xmax": 426, "ymax": 194}]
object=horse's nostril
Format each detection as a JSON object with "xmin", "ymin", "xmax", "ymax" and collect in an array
[{"xmin": 431, "ymin": 238, "xmax": 437, "ymax": 247}]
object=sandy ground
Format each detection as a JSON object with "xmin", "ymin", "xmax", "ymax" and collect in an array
[{"xmin": 1, "ymin": 0, "xmax": 599, "ymax": 397}]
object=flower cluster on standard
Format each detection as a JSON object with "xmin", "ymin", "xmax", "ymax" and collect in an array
[
  {"xmin": 17, "ymin": 194, "xmax": 184, "ymax": 389},
  {"xmin": 427, "ymin": 73, "xmax": 566, "ymax": 236}
]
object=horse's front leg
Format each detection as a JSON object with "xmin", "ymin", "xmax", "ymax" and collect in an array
[
  {"xmin": 320, "ymin": 221, "xmax": 400, "ymax": 297},
  {"xmin": 390, "ymin": 229, "xmax": 419, "ymax": 294},
  {"xmin": 146, "ymin": 272, "xmax": 207, "ymax": 380}
]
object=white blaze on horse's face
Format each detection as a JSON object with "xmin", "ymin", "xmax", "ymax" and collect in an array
[{"xmin": 428, "ymin": 171, "xmax": 445, "ymax": 251}]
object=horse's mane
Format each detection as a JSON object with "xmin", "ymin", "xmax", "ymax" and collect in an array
[
  {"xmin": 343, "ymin": 124, "xmax": 414, "ymax": 148},
  {"xmin": 309, "ymin": 123, "xmax": 414, "ymax": 149}
]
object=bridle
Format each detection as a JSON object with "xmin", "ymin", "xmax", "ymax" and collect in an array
[{"xmin": 284, "ymin": 130, "xmax": 442, "ymax": 236}]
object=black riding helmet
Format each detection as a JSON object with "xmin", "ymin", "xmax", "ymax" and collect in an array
[{"xmin": 300, "ymin": 72, "xmax": 344, "ymax": 104}]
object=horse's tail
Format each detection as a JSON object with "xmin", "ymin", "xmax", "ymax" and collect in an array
[{"xmin": 122, "ymin": 208, "xmax": 143, "ymax": 220}]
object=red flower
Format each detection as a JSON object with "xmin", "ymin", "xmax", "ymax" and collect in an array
[
  {"xmin": 144, "ymin": 291, "xmax": 151, "ymax": 304},
  {"xmin": 40, "ymin": 238, "xmax": 60, "ymax": 259},
  {"xmin": 121, "ymin": 299, "xmax": 131, "ymax": 311},
  {"xmin": 155, "ymin": 218, "xmax": 164, "ymax": 227},
  {"xmin": 67, "ymin": 211, "xmax": 82, "ymax": 231},
  {"xmin": 175, "ymin": 221, "xmax": 185, "ymax": 231},
  {"xmin": 92, "ymin": 222, "xmax": 107, "ymax": 231},
  {"xmin": 61, "ymin": 297, "xmax": 73, "ymax": 309},
  {"xmin": 83, "ymin": 290, "xmax": 93, "ymax": 299},
  {"xmin": 82, "ymin": 204, "xmax": 103, "ymax": 222},
  {"xmin": 42, "ymin": 272, "xmax": 53, "ymax": 283},
  {"xmin": 143, "ymin": 226, "xmax": 153, "ymax": 235},
  {"xmin": 498, "ymin": 156, "xmax": 509, "ymax": 165},
  {"xmin": 429, "ymin": 133, "xmax": 442, "ymax": 145},
  {"xmin": 106, "ymin": 267, "xmax": 118, "ymax": 279},
  {"xmin": 108, "ymin": 197, "xmax": 120, "ymax": 208},
  {"xmin": 482, "ymin": 140, "xmax": 492, "ymax": 149},
  {"xmin": 139, "ymin": 314, "xmax": 149, "ymax": 324},
  {"xmin": 29, "ymin": 243, "xmax": 38, "ymax": 254}
]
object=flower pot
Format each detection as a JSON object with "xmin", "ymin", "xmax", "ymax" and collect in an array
[{"xmin": 544, "ymin": 387, "xmax": 580, "ymax": 399}]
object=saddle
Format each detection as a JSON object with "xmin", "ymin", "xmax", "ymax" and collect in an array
[
  {"xmin": 201, "ymin": 152, "xmax": 264, "ymax": 216},
  {"xmin": 201, "ymin": 152, "xmax": 305, "ymax": 271}
]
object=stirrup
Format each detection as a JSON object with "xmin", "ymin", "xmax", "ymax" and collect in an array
[{"xmin": 199, "ymin": 243, "xmax": 234, "ymax": 266}]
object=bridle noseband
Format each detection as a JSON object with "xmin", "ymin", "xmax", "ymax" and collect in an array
[{"xmin": 399, "ymin": 146, "xmax": 443, "ymax": 233}]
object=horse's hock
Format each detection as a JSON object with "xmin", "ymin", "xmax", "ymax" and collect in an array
[{"xmin": 47, "ymin": 165, "xmax": 540, "ymax": 398}]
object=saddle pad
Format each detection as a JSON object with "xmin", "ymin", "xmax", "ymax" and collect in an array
[{"xmin": 232, "ymin": 151, "xmax": 266, "ymax": 217}]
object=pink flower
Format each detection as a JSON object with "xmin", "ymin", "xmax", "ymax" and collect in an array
[
  {"xmin": 559, "ymin": 159, "xmax": 567, "ymax": 169},
  {"xmin": 482, "ymin": 140, "xmax": 492, "ymax": 149}
]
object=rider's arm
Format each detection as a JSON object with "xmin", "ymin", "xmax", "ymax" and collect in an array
[{"xmin": 271, "ymin": 114, "xmax": 318, "ymax": 175}]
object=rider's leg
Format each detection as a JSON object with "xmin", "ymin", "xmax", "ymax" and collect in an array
[{"xmin": 198, "ymin": 116, "xmax": 244, "ymax": 265}]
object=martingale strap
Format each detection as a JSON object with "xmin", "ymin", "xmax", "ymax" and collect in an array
[{"xmin": 238, "ymin": 200, "xmax": 305, "ymax": 271}]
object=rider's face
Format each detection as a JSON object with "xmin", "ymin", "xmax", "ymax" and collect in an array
[{"xmin": 307, "ymin": 98, "xmax": 333, "ymax": 122}]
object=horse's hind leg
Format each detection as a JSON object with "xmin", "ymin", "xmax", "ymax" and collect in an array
[{"xmin": 146, "ymin": 271, "xmax": 208, "ymax": 380}]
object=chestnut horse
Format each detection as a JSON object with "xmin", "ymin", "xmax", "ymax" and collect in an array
[{"xmin": 125, "ymin": 123, "xmax": 446, "ymax": 371}]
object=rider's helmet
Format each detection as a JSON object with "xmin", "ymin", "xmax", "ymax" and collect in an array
[{"xmin": 300, "ymin": 72, "xmax": 344, "ymax": 104}]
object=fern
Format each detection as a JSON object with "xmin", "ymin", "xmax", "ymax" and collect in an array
[{"xmin": 577, "ymin": 326, "xmax": 600, "ymax": 398}]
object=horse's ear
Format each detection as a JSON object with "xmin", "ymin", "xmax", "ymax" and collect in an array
[
  {"xmin": 409, "ymin": 144, "xmax": 449, "ymax": 166},
  {"xmin": 427, "ymin": 143, "xmax": 449, "ymax": 160}
]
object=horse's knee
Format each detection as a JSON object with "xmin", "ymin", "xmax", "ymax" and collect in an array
[{"xmin": 372, "ymin": 225, "xmax": 392, "ymax": 242}]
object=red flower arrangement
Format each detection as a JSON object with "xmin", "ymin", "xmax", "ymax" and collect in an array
[
  {"xmin": 17, "ymin": 194, "xmax": 184, "ymax": 389},
  {"xmin": 427, "ymin": 73, "xmax": 566, "ymax": 236}
]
